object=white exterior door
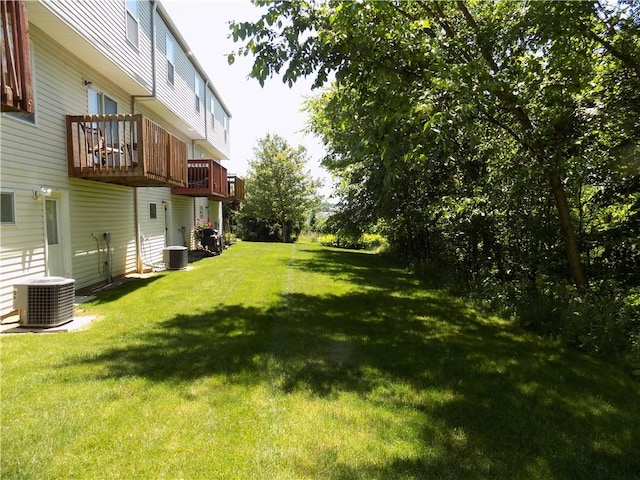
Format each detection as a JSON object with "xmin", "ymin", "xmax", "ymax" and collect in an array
[{"xmin": 45, "ymin": 198, "xmax": 64, "ymax": 277}]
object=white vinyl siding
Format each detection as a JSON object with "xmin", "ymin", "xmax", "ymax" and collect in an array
[
  {"xmin": 170, "ymin": 195, "xmax": 194, "ymax": 247},
  {"xmin": 0, "ymin": 30, "xmax": 74, "ymax": 313},
  {"xmin": 34, "ymin": 0, "xmax": 154, "ymax": 91},
  {"xmin": 68, "ymin": 180, "xmax": 137, "ymax": 289},
  {"xmin": 207, "ymin": 90, "xmax": 230, "ymax": 157},
  {"xmin": 209, "ymin": 200, "xmax": 223, "ymax": 231},
  {"xmin": 155, "ymin": 16, "xmax": 213, "ymax": 144},
  {"xmin": 137, "ymin": 187, "xmax": 171, "ymax": 267},
  {"xmin": 0, "ymin": 184, "xmax": 46, "ymax": 312}
]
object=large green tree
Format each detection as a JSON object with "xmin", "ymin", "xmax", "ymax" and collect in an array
[
  {"xmin": 241, "ymin": 133, "xmax": 321, "ymax": 243},
  {"xmin": 230, "ymin": 0, "xmax": 639, "ymax": 292}
]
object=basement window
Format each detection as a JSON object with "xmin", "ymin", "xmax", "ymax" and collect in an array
[{"xmin": 0, "ymin": 192, "xmax": 16, "ymax": 224}]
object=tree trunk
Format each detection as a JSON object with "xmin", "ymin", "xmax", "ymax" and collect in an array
[
  {"xmin": 548, "ymin": 173, "xmax": 587, "ymax": 289},
  {"xmin": 453, "ymin": 1, "xmax": 588, "ymax": 290}
]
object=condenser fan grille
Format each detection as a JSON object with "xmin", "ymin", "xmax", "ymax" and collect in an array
[
  {"xmin": 13, "ymin": 278, "xmax": 76, "ymax": 327},
  {"xmin": 26, "ymin": 283, "xmax": 75, "ymax": 325}
]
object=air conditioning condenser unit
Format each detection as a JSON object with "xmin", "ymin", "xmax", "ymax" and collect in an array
[
  {"xmin": 13, "ymin": 277, "xmax": 75, "ymax": 327},
  {"xmin": 163, "ymin": 246, "xmax": 188, "ymax": 270}
]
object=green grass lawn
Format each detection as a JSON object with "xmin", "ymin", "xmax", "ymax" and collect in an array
[{"xmin": 2, "ymin": 241, "xmax": 639, "ymax": 479}]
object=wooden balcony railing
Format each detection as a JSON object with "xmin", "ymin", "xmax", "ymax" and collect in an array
[
  {"xmin": 172, "ymin": 159, "xmax": 228, "ymax": 198},
  {"xmin": 1, "ymin": 0, "xmax": 35, "ymax": 113},
  {"xmin": 225, "ymin": 175, "xmax": 246, "ymax": 202},
  {"xmin": 66, "ymin": 114, "xmax": 187, "ymax": 187}
]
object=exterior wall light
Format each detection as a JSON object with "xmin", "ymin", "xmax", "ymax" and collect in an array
[{"xmin": 33, "ymin": 187, "xmax": 52, "ymax": 199}]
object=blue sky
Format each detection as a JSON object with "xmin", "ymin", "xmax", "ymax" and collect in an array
[{"xmin": 161, "ymin": 0, "xmax": 333, "ymax": 198}]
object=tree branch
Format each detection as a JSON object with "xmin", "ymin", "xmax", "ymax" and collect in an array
[{"xmin": 584, "ymin": 28, "xmax": 640, "ymax": 77}]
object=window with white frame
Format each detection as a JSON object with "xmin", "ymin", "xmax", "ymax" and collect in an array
[
  {"xmin": 0, "ymin": 192, "xmax": 16, "ymax": 224},
  {"xmin": 223, "ymin": 113, "xmax": 229, "ymax": 142},
  {"xmin": 195, "ymin": 75, "xmax": 201, "ymax": 113},
  {"xmin": 125, "ymin": 0, "xmax": 139, "ymax": 47},
  {"xmin": 88, "ymin": 88, "xmax": 117, "ymax": 146},
  {"xmin": 214, "ymin": 95, "xmax": 216, "ymax": 126},
  {"xmin": 88, "ymin": 88, "xmax": 117, "ymax": 115},
  {"xmin": 166, "ymin": 35, "xmax": 175, "ymax": 85},
  {"xmin": 212, "ymin": 96, "xmax": 223, "ymax": 129}
]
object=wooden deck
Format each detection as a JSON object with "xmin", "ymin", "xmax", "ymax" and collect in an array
[
  {"xmin": 225, "ymin": 175, "xmax": 246, "ymax": 202},
  {"xmin": 66, "ymin": 114, "xmax": 187, "ymax": 187},
  {"xmin": 171, "ymin": 159, "xmax": 229, "ymax": 198},
  {"xmin": 1, "ymin": 0, "xmax": 34, "ymax": 114}
]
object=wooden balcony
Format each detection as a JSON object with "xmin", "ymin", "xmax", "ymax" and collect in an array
[
  {"xmin": 171, "ymin": 159, "xmax": 228, "ymax": 198},
  {"xmin": 225, "ymin": 175, "xmax": 246, "ymax": 202},
  {"xmin": 66, "ymin": 114, "xmax": 187, "ymax": 187},
  {"xmin": 1, "ymin": 0, "xmax": 35, "ymax": 113}
]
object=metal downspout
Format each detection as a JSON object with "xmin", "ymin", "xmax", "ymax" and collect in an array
[
  {"xmin": 150, "ymin": 0, "xmax": 158, "ymax": 98},
  {"xmin": 204, "ymin": 79, "xmax": 209, "ymax": 141},
  {"xmin": 130, "ymin": 0, "xmax": 158, "ymax": 113},
  {"xmin": 134, "ymin": 188, "xmax": 142, "ymax": 272},
  {"xmin": 133, "ymin": 0, "xmax": 158, "ymax": 273}
]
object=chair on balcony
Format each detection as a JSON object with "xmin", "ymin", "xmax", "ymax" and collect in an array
[
  {"xmin": 82, "ymin": 124, "xmax": 125, "ymax": 167},
  {"xmin": 190, "ymin": 176, "xmax": 209, "ymax": 189}
]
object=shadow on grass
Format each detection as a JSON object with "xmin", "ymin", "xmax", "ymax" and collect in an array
[
  {"xmin": 80, "ymin": 275, "xmax": 166, "ymax": 305},
  {"xmin": 292, "ymin": 245, "xmax": 418, "ymax": 290},
  {"xmin": 63, "ymin": 246, "xmax": 640, "ymax": 479}
]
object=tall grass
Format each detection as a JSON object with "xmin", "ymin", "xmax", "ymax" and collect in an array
[{"xmin": 2, "ymin": 241, "xmax": 639, "ymax": 479}]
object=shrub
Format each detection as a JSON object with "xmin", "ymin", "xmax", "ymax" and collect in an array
[
  {"xmin": 317, "ymin": 234, "xmax": 337, "ymax": 247},
  {"xmin": 317, "ymin": 233, "xmax": 389, "ymax": 251},
  {"xmin": 361, "ymin": 233, "xmax": 389, "ymax": 251},
  {"xmin": 517, "ymin": 281, "xmax": 640, "ymax": 360},
  {"xmin": 223, "ymin": 232, "xmax": 238, "ymax": 245}
]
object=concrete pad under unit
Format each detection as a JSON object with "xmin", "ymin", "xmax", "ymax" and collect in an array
[{"xmin": 0, "ymin": 314, "xmax": 96, "ymax": 334}]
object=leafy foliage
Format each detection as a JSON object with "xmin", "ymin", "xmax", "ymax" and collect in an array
[
  {"xmin": 239, "ymin": 133, "xmax": 321, "ymax": 242},
  {"xmin": 317, "ymin": 233, "xmax": 389, "ymax": 252}
]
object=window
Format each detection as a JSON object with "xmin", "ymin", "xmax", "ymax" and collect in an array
[
  {"xmin": 0, "ymin": 192, "xmax": 16, "ymax": 224},
  {"xmin": 194, "ymin": 75, "xmax": 201, "ymax": 113},
  {"xmin": 88, "ymin": 88, "xmax": 117, "ymax": 115},
  {"xmin": 223, "ymin": 113, "xmax": 229, "ymax": 142},
  {"xmin": 149, "ymin": 202, "xmax": 157, "ymax": 219},
  {"xmin": 214, "ymin": 95, "xmax": 216, "ymax": 125},
  {"xmin": 125, "ymin": 0, "xmax": 139, "ymax": 47},
  {"xmin": 88, "ymin": 88, "xmax": 117, "ymax": 146},
  {"xmin": 45, "ymin": 199, "xmax": 58, "ymax": 245},
  {"xmin": 212, "ymin": 95, "xmax": 223, "ymax": 130},
  {"xmin": 210, "ymin": 94, "xmax": 229, "ymax": 142},
  {"xmin": 166, "ymin": 36, "xmax": 174, "ymax": 85}
]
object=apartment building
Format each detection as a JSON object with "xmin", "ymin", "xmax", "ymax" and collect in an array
[{"xmin": 0, "ymin": 0, "xmax": 244, "ymax": 317}]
